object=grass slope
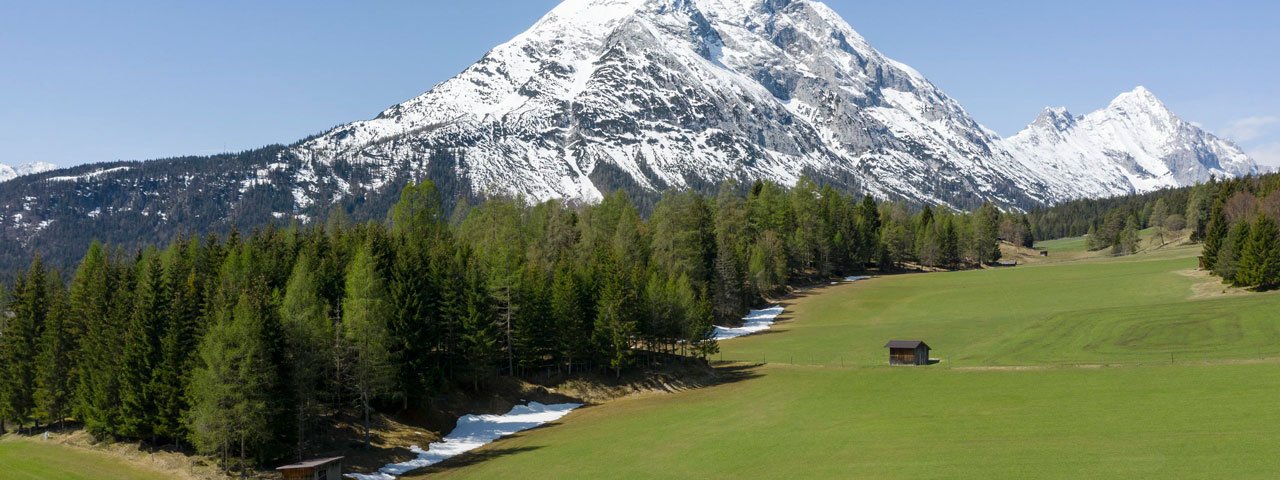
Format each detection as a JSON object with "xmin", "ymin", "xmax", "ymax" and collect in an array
[
  {"xmin": 414, "ymin": 240, "xmax": 1280, "ymax": 478},
  {"xmin": 0, "ymin": 437, "xmax": 175, "ymax": 480}
]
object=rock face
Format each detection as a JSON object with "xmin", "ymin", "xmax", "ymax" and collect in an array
[
  {"xmin": 290, "ymin": 0, "xmax": 1046, "ymax": 210},
  {"xmin": 0, "ymin": 162, "xmax": 56, "ymax": 183},
  {"xmin": 1002, "ymin": 86, "xmax": 1259, "ymax": 199}
]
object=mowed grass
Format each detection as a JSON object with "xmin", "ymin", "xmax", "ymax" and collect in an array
[
  {"xmin": 423, "ymin": 364, "xmax": 1280, "ymax": 479},
  {"xmin": 720, "ymin": 245, "xmax": 1280, "ymax": 367},
  {"xmin": 0, "ymin": 437, "xmax": 174, "ymax": 480},
  {"xmin": 415, "ymin": 239, "xmax": 1280, "ymax": 478}
]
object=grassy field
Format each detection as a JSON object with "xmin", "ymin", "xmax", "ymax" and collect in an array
[
  {"xmin": 413, "ymin": 240, "xmax": 1280, "ymax": 478},
  {"xmin": 0, "ymin": 437, "xmax": 176, "ymax": 480}
]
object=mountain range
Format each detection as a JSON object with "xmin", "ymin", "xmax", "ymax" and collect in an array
[{"xmin": 0, "ymin": 0, "xmax": 1259, "ymax": 270}]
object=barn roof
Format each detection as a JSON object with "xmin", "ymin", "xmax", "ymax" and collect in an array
[
  {"xmin": 884, "ymin": 340, "xmax": 929, "ymax": 349},
  {"xmin": 276, "ymin": 456, "xmax": 344, "ymax": 470}
]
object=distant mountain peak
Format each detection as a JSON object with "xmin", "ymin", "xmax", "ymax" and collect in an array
[
  {"xmin": 1003, "ymin": 87, "xmax": 1258, "ymax": 198},
  {"xmin": 0, "ymin": 161, "xmax": 57, "ymax": 183}
]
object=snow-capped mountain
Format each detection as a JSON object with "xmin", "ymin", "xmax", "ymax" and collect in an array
[
  {"xmin": 291, "ymin": 0, "xmax": 1047, "ymax": 209},
  {"xmin": 1002, "ymin": 86, "xmax": 1258, "ymax": 199},
  {"xmin": 0, "ymin": 161, "xmax": 57, "ymax": 183}
]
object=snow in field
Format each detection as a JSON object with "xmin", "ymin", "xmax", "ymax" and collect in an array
[
  {"xmin": 712, "ymin": 306, "xmax": 784, "ymax": 341},
  {"xmin": 345, "ymin": 402, "xmax": 582, "ymax": 480},
  {"xmin": 714, "ymin": 277, "xmax": 872, "ymax": 340}
]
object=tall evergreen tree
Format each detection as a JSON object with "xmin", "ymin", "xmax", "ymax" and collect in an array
[
  {"xmin": 1238, "ymin": 214, "xmax": 1280, "ymax": 289},
  {"xmin": 119, "ymin": 251, "xmax": 169, "ymax": 439},
  {"xmin": 72, "ymin": 243, "xmax": 124, "ymax": 438},
  {"xmin": 0, "ymin": 258, "xmax": 49, "ymax": 431},
  {"xmin": 33, "ymin": 278, "xmax": 72, "ymax": 429},
  {"xmin": 1202, "ymin": 200, "xmax": 1229, "ymax": 269},
  {"xmin": 594, "ymin": 261, "xmax": 637, "ymax": 378}
]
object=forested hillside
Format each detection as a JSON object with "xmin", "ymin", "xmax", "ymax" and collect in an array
[{"xmin": 0, "ymin": 178, "xmax": 1014, "ymax": 472}]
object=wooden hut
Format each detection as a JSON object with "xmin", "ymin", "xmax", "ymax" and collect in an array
[
  {"xmin": 276, "ymin": 457, "xmax": 344, "ymax": 480},
  {"xmin": 884, "ymin": 340, "xmax": 931, "ymax": 366}
]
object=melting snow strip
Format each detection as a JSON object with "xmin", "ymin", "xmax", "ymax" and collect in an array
[
  {"xmin": 712, "ymin": 306, "xmax": 785, "ymax": 340},
  {"xmin": 345, "ymin": 401, "xmax": 582, "ymax": 480},
  {"xmin": 713, "ymin": 277, "xmax": 871, "ymax": 340}
]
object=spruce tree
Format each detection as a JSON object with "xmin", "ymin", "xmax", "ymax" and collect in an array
[
  {"xmin": 72, "ymin": 243, "xmax": 123, "ymax": 438},
  {"xmin": 1202, "ymin": 200, "xmax": 1229, "ymax": 269},
  {"xmin": 1214, "ymin": 221, "xmax": 1251, "ymax": 285},
  {"xmin": 119, "ymin": 251, "xmax": 169, "ymax": 439},
  {"xmin": 593, "ymin": 261, "xmax": 637, "ymax": 378},
  {"xmin": 0, "ymin": 258, "xmax": 49, "ymax": 432},
  {"xmin": 1239, "ymin": 215, "xmax": 1280, "ymax": 289},
  {"xmin": 34, "ymin": 279, "xmax": 73, "ymax": 429},
  {"xmin": 549, "ymin": 263, "xmax": 588, "ymax": 374}
]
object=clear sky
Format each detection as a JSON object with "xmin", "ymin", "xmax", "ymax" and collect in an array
[{"xmin": 2, "ymin": 0, "xmax": 1277, "ymax": 168}]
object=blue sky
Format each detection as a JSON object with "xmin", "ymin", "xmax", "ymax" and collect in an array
[{"xmin": 2, "ymin": 0, "xmax": 1277, "ymax": 167}]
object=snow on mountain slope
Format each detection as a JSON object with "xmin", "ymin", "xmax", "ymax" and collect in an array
[
  {"xmin": 1002, "ymin": 87, "xmax": 1259, "ymax": 199},
  {"xmin": 0, "ymin": 161, "xmax": 57, "ymax": 183},
  {"xmin": 291, "ymin": 0, "xmax": 1046, "ymax": 209}
]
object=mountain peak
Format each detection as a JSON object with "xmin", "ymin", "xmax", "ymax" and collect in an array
[
  {"xmin": 1107, "ymin": 85, "xmax": 1168, "ymax": 113},
  {"xmin": 1031, "ymin": 106, "xmax": 1076, "ymax": 131}
]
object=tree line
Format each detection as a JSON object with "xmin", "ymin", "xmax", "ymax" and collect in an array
[
  {"xmin": 0, "ymin": 178, "xmax": 1011, "ymax": 471},
  {"xmin": 1197, "ymin": 177, "xmax": 1280, "ymax": 289}
]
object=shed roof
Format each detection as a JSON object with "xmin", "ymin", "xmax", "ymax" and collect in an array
[
  {"xmin": 276, "ymin": 457, "xmax": 344, "ymax": 470},
  {"xmin": 884, "ymin": 340, "xmax": 929, "ymax": 349}
]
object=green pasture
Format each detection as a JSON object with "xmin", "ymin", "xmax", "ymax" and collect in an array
[{"xmin": 418, "ymin": 238, "xmax": 1280, "ymax": 479}]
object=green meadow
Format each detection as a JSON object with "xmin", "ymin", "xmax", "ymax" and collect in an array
[
  {"xmin": 0, "ymin": 437, "xmax": 175, "ymax": 480},
  {"xmin": 416, "ymin": 242, "xmax": 1280, "ymax": 478}
]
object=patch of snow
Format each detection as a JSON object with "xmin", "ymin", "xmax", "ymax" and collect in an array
[
  {"xmin": 345, "ymin": 402, "xmax": 582, "ymax": 480},
  {"xmin": 844, "ymin": 276, "xmax": 872, "ymax": 282},
  {"xmin": 47, "ymin": 166, "xmax": 132, "ymax": 182},
  {"xmin": 713, "ymin": 305, "xmax": 784, "ymax": 341}
]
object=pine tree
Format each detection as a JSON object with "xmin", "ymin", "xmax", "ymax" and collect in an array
[
  {"xmin": 34, "ymin": 278, "xmax": 73, "ymax": 429},
  {"xmin": 710, "ymin": 236, "xmax": 745, "ymax": 324},
  {"xmin": 1, "ymin": 258, "xmax": 49, "ymax": 432},
  {"xmin": 972, "ymin": 203, "xmax": 1002, "ymax": 264},
  {"xmin": 119, "ymin": 251, "xmax": 169, "ymax": 439},
  {"xmin": 342, "ymin": 240, "xmax": 396, "ymax": 447},
  {"xmin": 1213, "ymin": 221, "xmax": 1251, "ymax": 285},
  {"xmin": 457, "ymin": 261, "xmax": 499, "ymax": 390},
  {"xmin": 72, "ymin": 243, "xmax": 124, "ymax": 438},
  {"xmin": 1238, "ymin": 215, "xmax": 1280, "ymax": 289},
  {"xmin": 1202, "ymin": 200, "xmax": 1229, "ymax": 269},
  {"xmin": 593, "ymin": 262, "xmax": 637, "ymax": 378},
  {"xmin": 549, "ymin": 263, "xmax": 588, "ymax": 374}
]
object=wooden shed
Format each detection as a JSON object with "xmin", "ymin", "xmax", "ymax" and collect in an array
[
  {"xmin": 885, "ymin": 340, "xmax": 931, "ymax": 366},
  {"xmin": 276, "ymin": 457, "xmax": 343, "ymax": 480}
]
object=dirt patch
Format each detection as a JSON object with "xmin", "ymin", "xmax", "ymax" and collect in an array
[{"xmin": 1177, "ymin": 268, "xmax": 1250, "ymax": 299}]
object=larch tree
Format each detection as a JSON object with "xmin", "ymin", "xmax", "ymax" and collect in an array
[{"xmin": 342, "ymin": 239, "xmax": 396, "ymax": 447}]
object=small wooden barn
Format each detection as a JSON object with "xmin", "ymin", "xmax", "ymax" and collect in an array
[
  {"xmin": 276, "ymin": 457, "xmax": 343, "ymax": 480},
  {"xmin": 884, "ymin": 340, "xmax": 931, "ymax": 366}
]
